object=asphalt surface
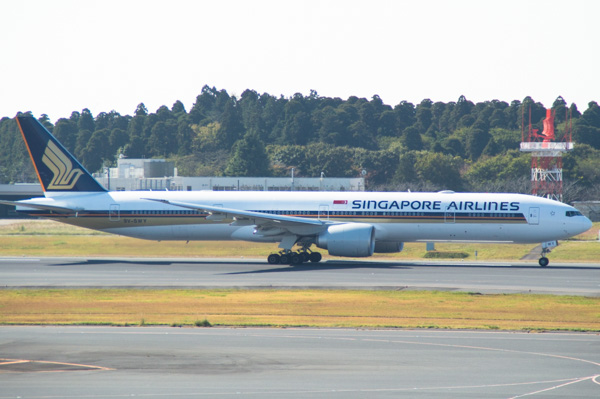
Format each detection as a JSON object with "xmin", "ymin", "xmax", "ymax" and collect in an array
[
  {"xmin": 1, "ymin": 326, "xmax": 599, "ymax": 398},
  {"xmin": 2, "ymin": 257, "xmax": 600, "ymax": 398},
  {"xmin": 1, "ymin": 257, "xmax": 600, "ymax": 296}
]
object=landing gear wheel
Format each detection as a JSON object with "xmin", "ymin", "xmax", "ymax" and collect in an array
[
  {"xmin": 279, "ymin": 253, "xmax": 291, "ymax": 264},
  {"xmin": 300, "ymin": 251, "xmax": 311, "ymax": 263},
  {"xmin": 267, "ymin": 254, "xmax": 281, "ymax": 264},
  {"xmin": 309, "ymin": 252, "xmax": 322, "ymax": 263},
  {"xmin": 290, "ymin": 252, "xmax": 303, "ymax": 265},
  {"xmin": 539, "ymin": 257, "xmax": 549, "ymax": 267}
]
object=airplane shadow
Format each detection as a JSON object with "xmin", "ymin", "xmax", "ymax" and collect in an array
[
  {"xmin": 51, "ymin": 259, "xmax": 266, "ymax": 267},
  {"xmin": 220, "ymin": 260, "xmax": 600, "ymax": 275},
  {"xmin": 50, "ymin": 258, "xmax": 600, "ymax": 272},
  {"xmin": 220, "ymin": 261, "xmax": 413, "ymax": 275}
]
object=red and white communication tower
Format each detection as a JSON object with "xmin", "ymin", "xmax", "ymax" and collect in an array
[{"xmin": 520, "ymin": 106, "xmax": 574, "ymax": 202}]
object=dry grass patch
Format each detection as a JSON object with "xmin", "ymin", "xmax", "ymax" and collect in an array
[
  {"xmin": 1, "ymin": 289, "xmax": 598, "ymax": 331},
  {"xmin": 0, "ymin": 219, "xmax": 597, "ymax": 261}
]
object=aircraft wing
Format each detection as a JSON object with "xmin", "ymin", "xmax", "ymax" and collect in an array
[
  {"xmin": 0, "ymin": 200, "xmax": 81, "ymax": 214},
  {"xmin": 145, "ymin": 198, "xmax": 327, "ymax": 235}
]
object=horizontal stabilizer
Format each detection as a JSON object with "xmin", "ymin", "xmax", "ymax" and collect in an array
[{"xmin": 0, "ymin": 200, "xmax": 80, "ymax": 214}]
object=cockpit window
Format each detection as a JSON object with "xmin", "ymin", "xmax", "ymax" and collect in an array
[{"xmin": 566, "ymin": 210, "xmax": 583, "ymax": 217}]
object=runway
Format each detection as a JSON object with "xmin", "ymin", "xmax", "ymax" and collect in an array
[
  {"xmin": 1, "ymin": 256, "xmax": 600, "ymax": 296},
  {"xmin": 1, "ymin": 326, "xmax": 599, "ymax": 398}
]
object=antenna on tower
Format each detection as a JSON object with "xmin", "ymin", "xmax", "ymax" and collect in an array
[{"xmin": 520, "ymin": 101, "xmax": 574, "ymax": 202}]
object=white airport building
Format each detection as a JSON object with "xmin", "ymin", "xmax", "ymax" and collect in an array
[{"xmin": 92, "ymin": 158, "xmax": 365, "ymax": 192}]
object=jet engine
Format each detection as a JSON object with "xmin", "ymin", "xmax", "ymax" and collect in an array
[
  {"xmin": 374, "ymin": 241, "xmax": 404, "ymax": 253},
  {"xmin": 316, "ymin": 223, "xmax": 375, "ymax": 257}
]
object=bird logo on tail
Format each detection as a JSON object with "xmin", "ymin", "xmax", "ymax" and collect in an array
[{"xmin": 42, "ymin": 140, "xmax": 84, "ymax": 190}]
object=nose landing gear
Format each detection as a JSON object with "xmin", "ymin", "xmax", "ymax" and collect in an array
[{"xmin": 538, "ymin": 241, "xmax": 557, "ymax": 267}]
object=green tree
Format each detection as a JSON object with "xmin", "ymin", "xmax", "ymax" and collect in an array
[
  {"xmin": 78, "ymin": 108, "xmax": 95, "ymax": 133},
  {"xmin": 74, "ymin": 129, "xmax": 92, "ymax": 160},
  {"xmin": 449, "ymin": 95, "xmax": 474, "ymax": 129},
  {"xmin": 134, "ymin": 103, "xmax": 148, "ymax": 117},
  {"xmin": 401, "ymin": 126, "xmax": 423, "ymax": 151},
  {"xmin": 218, "ymin": 101, "xmax": 244, "ymax": 149},
  {"xmin": 176, "ymin": 117, "xmax": 194, "ymax": 155},
  {"xmin": 310, "ymin": 145, "xmax": 356, "ymax": 177},
  {"xmin": 3, "ymin": 87, "xmax": 599, "ymax": 197},
  {"xmin": 348, "ymin": 120, "xmax": 377, "ymax": 149},
  {"xmin": 281, "ymin": 94, "xmax": 313, "ymax": 145},
  {"xmin": 39, "ymin": 114, "xmax": 53, "ymax": 131},
  {"xmin": 224, "ymin": 135, "xmax": 270, "ymax": 176},
  {"xmin": 552, "ymin": 96, "xmax": 568, "ymax": 123},
  {"xmin": 574, "ymin": 124, "xmax": 600, "ymax": 149},
  {"xmin": 563, "ymin": 144, "xmax": 600, "ymax": 186},
  {"xmin": 283, "ymin": 111, "xmax": 311, "ymax": 145},
  {"xmin": 377, "ymin": 110, "xmax": 398, "ymax": 137},
  {"xmin": 172, "ymin": 100, "xmax": 186, "ymax": 115},
  {"xmin": 123, "ymin": 135, "xmax": 145, "ymax": 158},
  {"xmin": 464, "ymin": 150, "xmax": 529, "ymax": 184},
  {"xmin": 465, "ymin": 128, "xmax": 491, "ymax": 160},
  {"xmin": 394, "ymin": 101, "xmax": 415, "ymax": 131},
  {"xmin": 394, "ymin": 151, "xmax": 418, "ymax": 183},
  {"xmin": 414, "ymin": 152, "xmax": 464, "ymax": 190},
  {"xmin": 109, "ymin": 128, "xmax": 128, "ymax": 156},
  {"xmin": 489, "ymin": 107, "xmax": 508, "ymax": 128},
  {"xmin": 80, "ymin": 129, "xmax": 109, "ymax": 172},
  {"xmin": 415, "ymin": 99, "xmax": 433, "ymax": 133},
  {"xmin": 95, "ymin": 110, "xmax": 127, "ymax": 131},
  {"xmin": 580, "ymin": 101, "xmax": 600, "ymax": 127},
  {"xmin": 155, "ymin": 105, "xmax": 171, "ymax": 122},
  {"xmin": 148, "ymin": 121, "xmax": 170, "ymax": 157},
  {"xmin": 353, "ymin": 148, "xmax": 398, "ymax": 186},
  {"xmin": 0, "ymin": 116, "xmax": 35, "ymax": 183},
  {"xmin": 52, "ymin": 118, "xmax": 78, "ymax": 153},
  {"xmin": 192, "ymin": 122, "xmax": 221, "ymax": 153},
  {"xmin": 315, "ymin": 105, "xmax": 350, "ymax": 146}
]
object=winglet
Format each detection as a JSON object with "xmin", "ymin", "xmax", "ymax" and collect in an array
[{"xmin": 15, "ymin": 116, "xmax": 107, "ymax": 193}]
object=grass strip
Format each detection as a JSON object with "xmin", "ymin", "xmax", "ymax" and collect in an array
[
  {"xmin": 1, "ymin": 289, "xmax": 598, "ymax": 331},
  {"xmin": 0, "ymin": 220, "xmax": 597, "ymax": 261},
  {"xmin": 0, "ymin": 234, "xmax": 598, "ymax": 262}
]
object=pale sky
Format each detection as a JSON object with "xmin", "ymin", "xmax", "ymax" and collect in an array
[{"xmin": 2, "ymin": 0, "xmax": 598, "ymax": 122}]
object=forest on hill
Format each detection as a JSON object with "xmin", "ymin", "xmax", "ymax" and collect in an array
[{"xmin": 1, "ymin": 86, "xmax": 600, "ymax": 201}]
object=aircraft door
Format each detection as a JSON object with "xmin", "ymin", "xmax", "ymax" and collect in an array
[
  {"xmin": 109, "ymin": 204, "xmax": 120, "ymax": 222},
  {"xmin": 444, "ymin": 209, "xmax": 455, "ymax": 223},
  {"xmin": 528, "ymin": 207, "xmax": 540, "ymax": 225},
  {"xmin": 319, "ymin": 205, "xmax": 329, "ymax": 221}
]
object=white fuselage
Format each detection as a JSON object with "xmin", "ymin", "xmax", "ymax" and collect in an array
[{"xmin": 19, "ymin": 190, "xmax": 592, "ymax": 245}]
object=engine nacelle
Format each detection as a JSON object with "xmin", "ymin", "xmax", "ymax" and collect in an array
[
  {"xmin": 374, "ymin": 241, "xmax": 404, "ymax": 253},
  {"xmin": 316, "ymin": 223, "xmax": 375, "ymax": 257}
]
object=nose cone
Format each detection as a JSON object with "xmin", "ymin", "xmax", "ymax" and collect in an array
[
  {"xmin": 564, "ymin": 206, "xmax": 594, "ymax": 237},
  {"xmin": 571, "ymin": 214, "xmax": 593, "ymax": 237},
  {"xmin": 582, "ymin": 215, "xmax": 593, "ymax": 234}
]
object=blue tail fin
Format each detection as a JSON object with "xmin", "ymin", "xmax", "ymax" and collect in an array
[{"xmin": 16, "ymin": 116, "xmax": 107, "ymax": 193}]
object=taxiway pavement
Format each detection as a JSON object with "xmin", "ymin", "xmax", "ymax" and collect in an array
[
  {"xmin": 1, "ymin": 326, "xmax": 599, "ymax": 398},
  {"xmin": 1, "ymin": 257, "xmax": 599, "ymax": 296}
]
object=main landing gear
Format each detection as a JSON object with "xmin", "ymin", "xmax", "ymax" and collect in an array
[{"xmin": 267, "ymin": 249, "xmax": 322, "ymax": 265}]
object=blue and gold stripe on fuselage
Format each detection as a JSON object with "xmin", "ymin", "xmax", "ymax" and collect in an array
[
  {"xmin": 252, "ymin": 209, "xmax": 527, "ymax": 224},
  {"xmin": 16, "ymin": 209, "xmax": 211, "ymax": 230},
  {"xmin": 18, "ymin": 209, "xmax": 527, "ymax": 231}
]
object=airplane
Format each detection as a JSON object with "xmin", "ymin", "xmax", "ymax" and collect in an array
[{"xmin": 3, "ymin": 115, "xmax": 593, "ymax": 267}]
